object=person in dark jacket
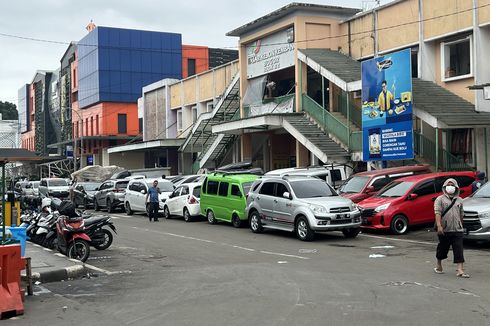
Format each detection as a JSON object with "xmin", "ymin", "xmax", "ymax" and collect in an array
[
  {"xmin": 434, "ymin": 178, "xmax": 469, "ymax": 278},
  {"xmin": 471, "ymin": 171, "xmax": 486, "ymax": 193},
  {"xmin": 146, "ymin": 180, "xmax": 160, "ymax": 222}
]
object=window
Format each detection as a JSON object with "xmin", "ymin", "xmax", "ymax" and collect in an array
[
  {"xmin": 192, "ymin": 186, "xmax": 201, "ymax": 198},
  {"xmin": 118, "ymin": 114, "xmax": 127, "ymax": 134},
  {"xmin": 139, "ymin": 118, "xmax": 143, "ymax": 133},
  {"xmin": 259, "ymin": 182, "xmax": 275, "ymax": 196},
  {"xmin": 116, "ymin": 181, "xmax": 129, "ymax": 189},
  {"xmin": 191, "ymin": 106, "xmax": 198, "ymax": 123},
  {"xmin": 413, "ymin": 180, "xmax": 436, "ymax": 196},
  {"xmin": 207, "ymin": 180, "xmax": 219, "ymax": 195},
  {"xmin": 275, "ymin": 183, "xmax": 289, "ymax": 198},
  {"xmin": 290, "ymin": 180, "xmax": 337, "ymax": 198},
  {"xmin": 218, "ymin": 182, "xmax": 229, "ymax": 196},
  {"xmin": 377, "ymin": 181, "xmax": 414, "ymax": 198},
  {"xmin": 172, "ymin": 187, "xmax": 182, "ymax": 197},
  {"xmin": 188, "ymin": 58, "xmax": 196, "ymax": 76},
  {"xmin": 231, "ymin": 185, "xmax": 242, "ymax": 197},
  {"xmin": 206, "ymin": 102, "xmax": 214, "ymax": 112},
  {"xmin": 453, "ymin": 176, "xmax": 474, "ymax": 188},
  {"xmin": 371, "ymin": 177, "xmax": 392, "ymax": 191},
  {"xmin": 177, "ymin": 110, "xmax": 183, "ymax": 131},
  {"xmin": 96, "ymin": 115, "xmax": 99, "ymax": 134},
  {"xmin": 202, "ymin": 178, "xmax": 207, "ymax": 193},
  {"xmin": 129, "ymin": 183, "xmax": 137, "ymax": 191},
  {"xmin": 181, "ymin": 186, "xmax": 189, "ymax": 196},
  {"xmin": 441, "ymin": 37, "xmax": 472, "ymax": 81},
  {"xmin": 90, "ymin": 117, "xmax": 94, "ymax": 136}
]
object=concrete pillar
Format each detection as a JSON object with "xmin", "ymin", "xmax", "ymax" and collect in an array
[
  {"xmin": 296, "ymin": 141, "xmax": 309, "ymax": 167},
  {"xmin": 241, "ymin": 133, "xmax": 252, "ymax": 162}
]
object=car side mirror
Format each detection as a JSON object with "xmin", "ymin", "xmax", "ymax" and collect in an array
[
  {"xmin": 140, "ymin": 190, "xmax": 146, "ymax": 194},
  {"xmin": 366, "ymin": 186, "xmax": 375, "ymax": 193},
  {"xmin": 94, "ymin": 187, "xmax": 99, "ymax": 191},
  {"xmin": 283, "ymin": 192, "xmax": 292, "ymax": 200},
  {"xmin": 408, "ymin": 193, "xmax": 418, "ymax": 200}
]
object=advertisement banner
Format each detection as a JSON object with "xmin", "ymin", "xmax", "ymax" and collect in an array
[
  {"xmin": 361, "ymin": 49, "xmax": 414, "ymax": 161},
  {"xmin": 246, "ymin": 28, "xmax": 295, "ymax": 79},
  {"xmin": 66, "ymin": 145, "xmax": 73, "ymax": 159}
]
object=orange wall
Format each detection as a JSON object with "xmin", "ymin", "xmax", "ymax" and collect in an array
[{"xmin": 182, "ymin": 44, "xmax": 209, "ymax": 78}]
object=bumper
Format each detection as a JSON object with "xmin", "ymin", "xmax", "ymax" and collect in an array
[
  {"xmin": 360, "ymin": 212, "xmax": 391, "ymax": 230},
  {"xmin": 311, "ymin": 213, "xmax": 362, "ymax": 231},
  {"xmin": 188, "ymin": 204, "xmax": 201, "ymax": 217},
  {"xmin": 463, "ymin": 226, "xmax": 490, "ymax": 240}
]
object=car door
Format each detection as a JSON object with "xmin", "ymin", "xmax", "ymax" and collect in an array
[
  {"xmin": 217, "ymin": 181, "xmax": 230, "ymax": 221},
  {"xmin": 176, "ymin": 186, "xmax": 190, "ymax": 216},
  {"xmin": 126, "ymin": 182, "xmax": 137, "ymax": 209},
  {"xmin": 100, "ymin": 182, "xmax": 112, "ymax": 206},
  {"xmin": 409, "ymin": 179, "xmax": 437, "ymax": 224},
  {"xmin": 272, "ymin": 182, "xmax": 294, "ymax": 228},
  {"xmin": 133, "ymin": 182, "xmax": 145, "ymax": 211},
  {"xmin": 256, "ymin": 182, "xmax": 276, "ymax": 223},
  {"xmin": 168, "ymin": 186, "xmax": 182, "ymax": 215}
]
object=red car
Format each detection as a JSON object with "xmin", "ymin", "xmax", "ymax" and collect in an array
[
  {"xmin": 339, "ymin": 165, "xmax": 431, "ymax": 203},
  {"xmin": 358, "ymin": 171, "xmax": 476, "ymax": 234}
]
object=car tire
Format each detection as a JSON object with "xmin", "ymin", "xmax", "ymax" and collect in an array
[
  {"xmin": 390, "ymin": 215, "xmax": 409, "ymax": 235},
  {"xmin": 107, "ymin": 199, "xmax": 114, "ymax": 213},
  {"xmin": 296, "ymin": 216, "xmax": 315, "ymax": 241},
  {"xmin": 183, "ymin": 208, "xmax": 192, "ymax": 222},
  {"xmin": 342, "ymin": 228, "xmax": 360, "ymax": 238},
  {"xmin": 231, "ymin": 214, "xmax": 242, "ymax": 228},
  {"xmin": 249, "ymin": 211, "xmax": 263, "ymax": 233},
  {"xmin": 163, "ymin": 206, "xmax": 171, "ymax": 219},
  {"xmin": 94, "ymin": 199, "xmax": 100, "ymax": 211},
  {"xmin": 125, "ymin": 202, "xmax": 133, "ymax": 215},
  {"xmin": 207, "ymin": 210, "xmax": 217, "ymax": 224}
]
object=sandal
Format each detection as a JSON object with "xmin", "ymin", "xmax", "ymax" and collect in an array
[
  {"xmin": 434, "ymin": 268, "xmax": 444, "ymax": 274},
  {"xmin": 456, "ymin": 272, "xmax": 470, "ymax": 278}
]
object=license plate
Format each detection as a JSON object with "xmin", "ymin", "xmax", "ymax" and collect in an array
[{"xmin": 336, "ymin": 214, "xmax": 349, "ymax": 219}]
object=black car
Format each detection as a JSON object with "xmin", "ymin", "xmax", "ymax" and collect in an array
[{"xmin": 73, "ymin": 182, "xmax": 101, "ymax": 209}]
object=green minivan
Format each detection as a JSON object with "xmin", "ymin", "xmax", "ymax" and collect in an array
[{"xmin": 200, "ymin": 173, "xmax": 258, "ymax": 228}]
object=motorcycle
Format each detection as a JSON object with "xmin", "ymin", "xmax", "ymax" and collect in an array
[
  {"xmin": 56, "ymin": 201, "xmax": 91, "ymax": 262},
  {"xmin": 84, "ymin": 215, "xmax": 117, "ymax": 250}
]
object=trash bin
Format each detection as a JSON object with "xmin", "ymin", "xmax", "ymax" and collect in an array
[{"xmin": 8, "ymin": 227, "xmax": 27, "ymax": 257}]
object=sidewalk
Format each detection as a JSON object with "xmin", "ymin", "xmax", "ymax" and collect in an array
[{"xmin": 22, "ymin": 242, "xmax": 88, "ymax": 283}]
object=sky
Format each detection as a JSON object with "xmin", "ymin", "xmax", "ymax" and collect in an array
[{"xmin": 0, "ymin": 0, "xmax": 392, "ymax": 105}]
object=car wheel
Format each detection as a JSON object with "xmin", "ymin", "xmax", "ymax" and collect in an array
[
  {"xmin": 249, "ymin": 211, "xmax": 263, "ymax": 233},
  {"xmin": 107, "ymin": 199, "xmax": 114, "ymax": 213},
  {"xmin": 390, "ymin": 215, "xmax": 409, "ymax": 235},
  {"xmin": 342, "ymin": 228, "xmax": 360, "ymax": 238},
  {"xmin": 125, "ymin": 202, "xmax": 133, "ymax": 215},
  {"xmin": 183, "ymin": 208, "xmax": 192, "ymax": 222},
  {"xmin": 296, "ymin": 216, "xmax": 315, "ymax": 241},
  {"xmin": 231, "ymin": 214, "xmax": 242, "ymax": 228},
  {"xmin": 67, "ymin": 239, "xmax": 90, "ymax": 262},
  {"xmin": 94, "ymin": 199, "xmax": 100, "ymax": 211},
  {"xmin": 207, "ymin": 210, "xmax": 217, "ymax": 224},
  {"xmin": 163, "ymin": 206, "xmax": 171, "ymax": 219}
]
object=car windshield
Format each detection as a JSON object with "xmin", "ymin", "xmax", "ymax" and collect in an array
[
  {"xmin": 147, "ymin": 181, "xmax": 174, "ymax": 192},
  {"xmin": 83, "ymin": 183, "xmax": 100, "ymax": 191},
  {"xmin": 377, "ymin": 181, "xmax": 414, "ymax": 198},
  {"xmin": 473, "ymin": 182, "xmax": 490, "ymax": 198},
  {"xmin": 339, "ymin": 176, "xmax": 369, "ymax": 194},
  {"xmin": 290, "ymin": 180, "xmax": 337, "ymax": 198},
  {"xmin": 48, "ymin": 179, "xmax": 68, "ymax": 187},
  {"xmin": 242, "ymin": 182, "xmax": 254, "ymax": 195},
  {"xmin": 116, "ymin": 181, "xmax": 129, "ymax": 189}
]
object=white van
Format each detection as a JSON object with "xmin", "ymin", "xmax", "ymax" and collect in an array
[{"xmin": 265, "ymin": 165, "xmax": 349, "ymax": 189}]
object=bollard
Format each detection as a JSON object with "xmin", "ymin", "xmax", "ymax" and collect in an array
[{"xmin": 0, "ymin": 244, "xmax": 25, "ymax": 319}]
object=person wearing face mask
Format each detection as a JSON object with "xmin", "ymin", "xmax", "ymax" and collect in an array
[{"xmin": 433, "ymin": 178, "xmax": 469, "ymax": 278}]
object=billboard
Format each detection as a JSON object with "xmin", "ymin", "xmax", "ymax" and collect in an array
[
  {"xmin": 246, "ymin": 27, "xmax": 295, "ymax": 79},
  {"xmin": 361, "ymin": 49, "xmax": 413, "ymax": 161}
]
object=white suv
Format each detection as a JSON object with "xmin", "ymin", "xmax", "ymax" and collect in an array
[
  {"xmin": 124, "ymin": 178, "xmax": 174, "ymax": 215},
  {"xmin": 246, "ymin": 175, "xmax": 361, "ymax": 241},
  {"xmin": 163, "ymin": 182, "xmax": 202, "ymax": 222}
]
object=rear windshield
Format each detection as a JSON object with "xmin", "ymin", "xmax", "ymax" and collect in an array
[
  {"xmin": 377, "ymin": 181, "xmax": 414, "ymax": 198},
  {"xmin": 116, "ymin": 181, "xmax": 129, "ymax": 189},
  {"xmin": 193, "ymin": 186, "xmax": 201, "ymax": 198},
  {"xmin": 83, "ymin": 183, "xmax": 100, "ymax": 191},
  {"xmin": 48, "ymin": 179, "xmax": 68, "ymax": 187},
  {"xmin": 290, "ymin": 180, "xmax": 337, "ymax": 198},
  {"xmin": 242, "ymin": 182, "xmax": 254, "ymax": 195},
  {"xmin": 339, "ymin": 176, "xmax": 369, "ymax": 194}
]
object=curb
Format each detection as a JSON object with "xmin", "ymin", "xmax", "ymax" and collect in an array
[{"xmin": 23, "ymin": 265, "xmax": 87, "ymax": 284}]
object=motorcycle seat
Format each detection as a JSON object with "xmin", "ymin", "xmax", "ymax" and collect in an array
[{"xmin": 84, "ymin": 215, "xmax": 109, "ymax": 226}]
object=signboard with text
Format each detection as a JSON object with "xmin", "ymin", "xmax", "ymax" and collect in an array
[
  {"xmin": 361, "ymin": 49, "xmax": 414, "ymax": 161},
  {"xmin": 246, "ymin": 28, "xmax": 295, "ymax": 79}
]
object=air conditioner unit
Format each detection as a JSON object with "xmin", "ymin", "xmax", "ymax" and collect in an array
[{"xmin": 484, "ymin": 86, "xmax": 490, "ymax": 100}]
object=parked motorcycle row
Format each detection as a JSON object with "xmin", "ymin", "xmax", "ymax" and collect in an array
[{"xmin": 20, "ymin": 198, "xmax": 117, "ymax": 262}]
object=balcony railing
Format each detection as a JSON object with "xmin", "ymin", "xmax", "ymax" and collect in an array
[
  {"xmin": 243, "ymin": 94, "xmax": 295, "ymax": 118},
  {"xmin": 337, "ymin": 94, "xmax": 362, "ymax": 129},
  {"xmin": 302, "ymin": 94, "xmax": 362, "ymax": 152}
]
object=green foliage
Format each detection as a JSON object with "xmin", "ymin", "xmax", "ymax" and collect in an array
[{"xmin": 0, "ymin": 101, "xmax": 18, "ymax": 120}]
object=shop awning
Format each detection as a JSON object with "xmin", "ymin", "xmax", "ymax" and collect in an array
[
  {"xmin": 107, "ymin": 139, "xmax": 184, "ymax": 154},
  {"xmin": 0, "ymin": 148, "xmax": 43, "ymax": 164},
  {"xmin": 47, "ymin": 135, "xmax": 141, "ymax": 149}
]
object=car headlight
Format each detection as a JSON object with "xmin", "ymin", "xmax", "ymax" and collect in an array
[
  {"xmin": 479, "ymin": 211, "xmax": 490, "ymax": 219},
  {"xmin": 375, "ymin": 203, "xmax": 391, "ymax": 213},
  {"xmin": 351, "ymin": 203, "xmax": 358, "ymax": 211},
  {"xmin": 309, "ymin": 204, "xmax": 327, "ymax": 214}
]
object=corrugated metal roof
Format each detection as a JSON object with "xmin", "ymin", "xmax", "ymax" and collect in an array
[
  {"xmin": 300, "ymin": 48, "xmax": 361, "ymax": 83},
  {"xmin": 0, "ymin": 148, "xmax": 42, "ymax": 163}
]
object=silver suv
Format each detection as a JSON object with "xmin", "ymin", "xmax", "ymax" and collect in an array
[
  {"xmin": 463, "ymin": 182, "xmax": 490, "ymax": 241},
  {"xmin": 246, "ymin": 176, "xmax": 361, "ymax": 241}
]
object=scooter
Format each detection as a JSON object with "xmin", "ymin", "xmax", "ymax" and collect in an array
[
  {"xmin": 56, "ymin": 201, "xmax": 91, "ymax": 262},
  {"xmin": 84, "ymin": 215, "xmax": 117, "ymax": 250}
]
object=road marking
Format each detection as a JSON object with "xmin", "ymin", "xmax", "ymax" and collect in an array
[
  {"xmin": 277, "ymin": 261, "xmax": 288, "ymax": 264},
  {"xmin": 230, "ymin": 245, "xmax": 256, "ymax": 252},
  {"xmin": 54, "ymin": 253, "xmax": 66, "ymax": 258},
  {"xmin": 360, "ymin": 234, "xmax": 434, "ymax": 246},
  {"xmin": 370, "ymin": 245, "xmax": 395, "ymax": 249},
  {"xmin": 260, "ymin": 251, "xmax": 310, "ymax": 260},
  {"xmin": 43, "ymin": 248, "xmax": 53, "ymax": 252},
  {"xmin": 82, "ymin": 262, "xmax": 131, "ymax": 276},
  {"xmin": 369, "ymin": 254, "xmax": 386, "ymax": 258}
]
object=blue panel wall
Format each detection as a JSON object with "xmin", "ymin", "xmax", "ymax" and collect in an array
[{"xmin": 78, "ymin": 27, "xmax": 182, "ymax": 109}]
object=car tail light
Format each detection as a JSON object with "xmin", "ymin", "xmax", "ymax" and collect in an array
[{"xmin": 188, "ymin": 195, "xmax": 198, "ymax": 204}]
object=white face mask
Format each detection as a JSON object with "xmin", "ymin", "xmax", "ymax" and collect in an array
[{"xmin": 445, "ymin": 185, "xmax": 456, "ymax": 195}]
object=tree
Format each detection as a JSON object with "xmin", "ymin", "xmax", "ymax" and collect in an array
[{"xmin": 0, "ymin": 101, "xmax": 18, "ymax": 120}]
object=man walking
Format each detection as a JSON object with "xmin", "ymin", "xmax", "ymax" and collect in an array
[
  {"xmin": 434, "ymin": 178, "xmax": 469, "ymax": 278},
  {"xmin": 471, "ymin": 171, "xmax": 486, "ymax": 193},
  {"xmin": 146, "ymin": 180, "xmax": 160, "ymax": 222}
]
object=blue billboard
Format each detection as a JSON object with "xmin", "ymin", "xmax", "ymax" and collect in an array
[{"xmin": 361, "ymin": 48, "xmax": 413, "ymax": 161}]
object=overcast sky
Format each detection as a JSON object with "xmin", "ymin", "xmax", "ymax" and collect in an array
[{"xmin": 0, "ymin": 0, "xmax": 392, "ymax": 105}]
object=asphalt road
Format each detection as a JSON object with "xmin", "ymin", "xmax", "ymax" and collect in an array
[{"xmin": 8, "ymin": 210, "xmax": 490, "ymax": 326}]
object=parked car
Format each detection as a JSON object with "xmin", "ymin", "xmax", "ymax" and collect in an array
[
  {"xmin": 246, "ymin": 175, "xmax": 360, "ymax": 241},
  {"xmin": 462, "ymin": 182, "xmax": 490, "ymax": 241},
  {"xmin": 94, "ymin": 179, "xmax": 130, "ymax": 213},
  {"xmin": 163, "ymin": 182, "xmax": 202, "ymax": 222},
  {"xmin": 338, "ymin": 165, "xmax": 431, "ymax": 203},
  {"xmin": 73, "ymin": 182, "xmax": 101, "ymax": 209},
  {"xmin": 38, "ymin": 178, "xmax": 70, "ymax": 199},
  {"xmin": 28, "ymin": 181, "xmax": 40, "ymax": 196},
  {"xmin": 265, "ymin": 165, "xmax": 348, "ymax": 189},
  {"xmin": 200, "ymin": 172, "xmax": 259, "ymax": 227},
  {"xmin": 124, "ymin": 178, "xmax": 174, "ymax": 215},
  {"xmin": 357, "ymin": 171, "xmax": 476, "ymax": 234},
  {"xmin": 173, "ymin": 175, "xmax": 205, "ymax": 187}
]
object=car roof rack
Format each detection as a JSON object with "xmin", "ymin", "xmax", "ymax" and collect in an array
[{"xmin": 213, "ymin": 167, "xmax": 264, "ymax": 176}]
